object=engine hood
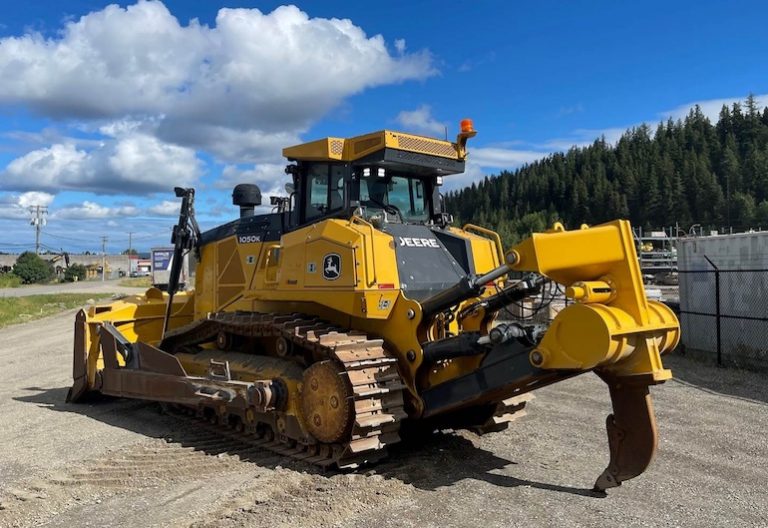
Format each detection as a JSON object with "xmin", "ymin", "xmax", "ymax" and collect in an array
[{"xmin": 384, "ymin": 224, "xmax": 474, "ymax": 301}]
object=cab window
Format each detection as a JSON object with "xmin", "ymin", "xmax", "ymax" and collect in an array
[
  {"xmin": 359, "ymin": 173, "xmax": 429, "ymax": 223},
  {"xmin": 304, "ymin": 164, "xmax": 345, "ymax": 222}
]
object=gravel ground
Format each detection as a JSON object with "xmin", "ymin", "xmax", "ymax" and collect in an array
[
  {"xmin": 0, "ymin": 310, "xmax": 766, "ymax": 527},
  {"xmin": 0, "ymin": 279, "xmax": 146, "ymax": 298}
]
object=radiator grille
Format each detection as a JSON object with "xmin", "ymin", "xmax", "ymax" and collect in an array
[
  {"xmin": 353, "ymin": 137, "xmax": 382, "ymax": 154},
  {"xmin": 330, "ymin": 139, "xmax": 344, "ymax": 155},
  {"xmin": 395, "ymin": 135, "xmax": 457, "ymax": 158}
]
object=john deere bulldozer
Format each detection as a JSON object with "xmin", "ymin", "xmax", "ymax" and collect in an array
[{"xmin": 68, "ymin": 120, "xmax": 679, "ymax": 491}]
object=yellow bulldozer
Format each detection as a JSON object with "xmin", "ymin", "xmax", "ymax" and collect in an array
[{"xmin": 67, "ymin": 120, "xmax": 679, "ymax": 491}]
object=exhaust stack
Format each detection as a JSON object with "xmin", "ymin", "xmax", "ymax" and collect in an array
[{"xmin": 232, "ymin": 183, "xmax": 262, "ymax": 218}]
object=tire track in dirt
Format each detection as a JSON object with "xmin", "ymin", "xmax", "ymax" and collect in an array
[{"xmin": 0, "ymin": 422, "xmax": 293, "ymax": 527}]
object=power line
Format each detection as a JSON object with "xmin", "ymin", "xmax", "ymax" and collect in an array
[
  {"xmin": 39, "ymin": 242, "xmax": 64, "ymax": 253},
  {"xmin": 42, "ymin": 232, "xmax": 86, "ymax": 243},
  {"xmin": 0, "ymin": 242, "xmax": 36, "ymax": 247}
]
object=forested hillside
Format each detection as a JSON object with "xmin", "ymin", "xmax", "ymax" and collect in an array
[{"xmin": 446, "ymin": 96, "xmax": 768, "ymax": 245}]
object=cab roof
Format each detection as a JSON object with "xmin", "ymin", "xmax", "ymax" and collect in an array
[{"xmin": 282, "ymin": 130, "xmax": 467, "ymax": 175}]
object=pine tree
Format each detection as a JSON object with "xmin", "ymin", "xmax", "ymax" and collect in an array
[{"xmin": 443, "ymin": 97, "xmax": 768, "ymax": 236}]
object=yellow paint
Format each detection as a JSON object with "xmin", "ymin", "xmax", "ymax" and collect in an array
[
  {"xmin": 509, "ymin": 220, "xmax": 678, "ymax": 381},
  {"xmin": 72, "ymin": 112, "xmax": 678, "ymax": 423},
  {"xmin": 283, "ymin": 130, "xmax": 465, "ymax": 162},
  {"xmin": 81, "ymin": 290, "xmax": 194, "ymax": 388},
  {"xmin": 565, "ymin": 280, "xmax": 615, "ymax": 304}
]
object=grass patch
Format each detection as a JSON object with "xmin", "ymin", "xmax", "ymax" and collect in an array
[
  {"xmin": 0, "ymin": 293, "xmax": 116, "ymax": 329},
  {"xmin": 0, "ymin": 274, "xmax": 22, "ymax": 288},
  {"xmin": 118, "ymin": 276, "xmax": 152, "ymax": 288}
]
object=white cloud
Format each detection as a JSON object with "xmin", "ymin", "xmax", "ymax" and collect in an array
[
  {"xmin": 392, "ymin": 106, "xmax": 550, "ymax": 190},
  {"xmin": 4, "ymin": 144, "xmax": 86, "ymax": 188},
  {"xmin": 217, "ymin": 164, "xmax": 288, "ymax": 195},
  {"xmin": 448, "ymin": 93, "xmax": 768, "ymax": 190},
  {"xmin": 0, "ymin": 1, "xmax": 435, "ymax": 171},
  {"xmin": 395, "ymin": 105, "xmax": 447, "ymax": 137},
  {"xmin": 662, "ymin": 93, "xmax": 768, "ymax": 122},
  {"xmin": 540, "ymin": 127, "xmax": 628, "ymax": 151},
  {"xmin": 17, "ymin": 191, "xmax": 55, "ymax": 208},
  {"xmin": 542, "ymin": 93, "xmax": 768, "ymax": 153},
  {"xmin": 107, "ymin": 134, "xmax": 201, "ymax": 191},
  {"xmin": 2, "ymin": 133, "xmax": 202, "ymax": 194},
  {"xmin": 147, "ymin": 200, "xmax": 180, "ymax": 216},
  {"xmin": 469, "ymin": 147, "xmax": 546, "ymax": 168},
  {"xmin": 442, "ymin": 160, "xmax": 487, "ymax": 191},
  {"xmin": 214, "ymin": 163, "xmax": 291, "ymax": 214},
  {"xmin": 157, "ymin": 125, "xmax": 299, "ymax": 164},
  {"xmin": 54, "ymin": 201, "xmax": 139, "ymax": 219},
  {"xmin": 442, "ymin": 149, "xmax": 549, "ymax": 191},
  {"xmin": 0, "ymin": 191, "xmax": 55, "ymax": 219}
]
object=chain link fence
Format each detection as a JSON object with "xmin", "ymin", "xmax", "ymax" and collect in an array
[{"xmin": 679, "ymin": 263, "xmax": 768, "ymax": 370}]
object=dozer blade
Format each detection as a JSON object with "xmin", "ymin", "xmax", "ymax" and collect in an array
[{"xmin": 593, "ymin": 375, "xmax": 658, "ymax": 492}]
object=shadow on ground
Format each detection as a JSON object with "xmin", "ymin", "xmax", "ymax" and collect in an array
[
  {"xmin": 15, "ymin": 386, "xmax": 603, "ymax": 498},
  {"xmin": 665, "ymin": 353, "xmax": 768, "ymax": 405},
  {"xmin": 379, "ymin": 433, "xmax": 603, "ymax": 497}
]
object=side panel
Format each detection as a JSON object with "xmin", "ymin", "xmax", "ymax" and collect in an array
[
  {"xmin": 196, "ymin": 212, "xmax": 284, "ymax": 317},
  {"xmin": 195, "ymin": 219, "xmax": 504, "ymax": 329},
  {"xmin": 447, "ymin": 226, "xmax": 501, "ymax": 275},
  {"xmin": 241, "ymin": 219, "xmax": 403, "ymax": 321}
]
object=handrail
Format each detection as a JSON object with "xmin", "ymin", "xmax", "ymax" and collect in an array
[
  {"xmin": 261, "ymin": 244, "xmax": 281, "ymax": 285},
  {"xmin": 349, "ymin": 215, "xmax": 377, "ymax": 287},
  {"xmin": 462, "ymin": 223, "xmax": 505, "ymax": 264}
]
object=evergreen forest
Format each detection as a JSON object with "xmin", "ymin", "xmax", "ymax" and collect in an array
[{"xmin": 445, "ymin": 96, "xmax": 768, "ymax": 245}]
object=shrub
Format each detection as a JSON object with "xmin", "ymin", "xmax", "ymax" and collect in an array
[
  {"xmin": 13, "ymin": 252, "xmax": 54, "ymax": 284},
  {"xmin": 63, "ymin": 263, "xmax": 87, "ymax": 282},
  {"xmin": 0, "ymin": 274, "xmax": 22, "ymax": 288}
]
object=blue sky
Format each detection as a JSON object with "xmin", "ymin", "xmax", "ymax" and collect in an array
[{"xmin": 0, "ymin": 0, "xmax": 766, "ymax": 254}]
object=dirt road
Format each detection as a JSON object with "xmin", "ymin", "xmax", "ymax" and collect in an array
[
  {"xmin": 1, "ymin": 310, "xmax": 766, "ymax": 527},
  {"xmin": 0, "ymin": 279, "xmax": 145, "ymax": 298}
]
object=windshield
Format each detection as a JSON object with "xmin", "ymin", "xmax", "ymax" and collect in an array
[{"xmin": 359, "ymin": 173, "xmax": 428, "ymax": 223}]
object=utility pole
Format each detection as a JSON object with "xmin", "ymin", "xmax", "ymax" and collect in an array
[
  {"xmin": 127, "ymin": 231, "xmax": 134, "ymax": 276},
  {"xmin": 28, "ymin": 205, "xmax": 48, "ymax": 254},
  {"xmin": 101, "ymin": 235, "xmax": 108, "ymax": 282}
]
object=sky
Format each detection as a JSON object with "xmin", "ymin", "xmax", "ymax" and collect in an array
[{"xmin": 0, "ymin": 0, "xmax": 767, "ymax": 254}]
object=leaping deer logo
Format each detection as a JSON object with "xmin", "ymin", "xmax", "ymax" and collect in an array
[{"xmin": 323, "ymin": 253, "xmax": 341, "ymax": 280}]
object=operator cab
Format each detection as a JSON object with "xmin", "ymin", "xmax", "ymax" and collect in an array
[
  {"xmin": 290, "ymin": 162, "xmax": 439, "ymax": 228},
  {"xmin": 283, "ymin": 123, "xmax": 475, "ymax": 229},
  {"xmin": 201, "ymin": 124, "xmax": 475, "ymax": 253}
]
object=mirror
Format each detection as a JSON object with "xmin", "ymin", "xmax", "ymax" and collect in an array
[{"xmin": 285, "ymin": 182, "xmax": 295, "ymax": 194}]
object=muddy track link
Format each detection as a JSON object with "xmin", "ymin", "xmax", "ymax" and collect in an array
[{"xmin": 161, "ymin": 311, "xmax": 407, "ymax": 469}]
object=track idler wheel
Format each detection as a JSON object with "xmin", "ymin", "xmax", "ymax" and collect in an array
[{"xmin": 301, "ymin": 360, "xmax": 354, "ymax": 443}]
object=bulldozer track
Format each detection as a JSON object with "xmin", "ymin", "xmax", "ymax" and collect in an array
[
  {"xmin": 473, "ymin": 393, "xmax": 534, "ymax": 435},
  {"xmin": 160, "ymin": 311, "xmax": 407, "ymax": 469}
]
